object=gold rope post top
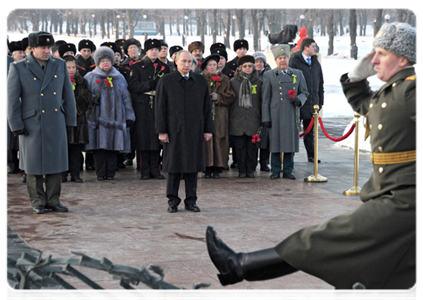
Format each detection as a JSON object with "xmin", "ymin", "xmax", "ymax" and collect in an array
[{"xmin": 370, "ymin": 150, "xmax": 416, "ymax": 165}]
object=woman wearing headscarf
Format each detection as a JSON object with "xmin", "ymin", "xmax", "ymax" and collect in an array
[
  {"xmin": 201, "ymin": 54, "xmax": 236, "ymax": 178},
  {"xmin": 229, "ymin": 55, "xmax": 263, "ymax": 178}
]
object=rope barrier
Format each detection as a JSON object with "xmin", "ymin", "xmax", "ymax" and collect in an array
[
  {"xmin": 299, "ymin": 119, "xmax": 314, "ymax": 137},
  {"xmin": 318, "ymin": 117, "xmax": 355, "ymax": 142}
]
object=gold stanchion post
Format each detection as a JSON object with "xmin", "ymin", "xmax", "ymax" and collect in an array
[
  {"xmin": 304, "ymin": 105, "xmax": 327, "ymax": 182},
  {"xmin": 344, "ymin": 113, "xmax": 362, "ymax": 195}
]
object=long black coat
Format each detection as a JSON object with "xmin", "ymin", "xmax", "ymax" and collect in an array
[
  {"xmin": 76, "ymin": 55, "xmax": 95, "ymax": 77},
  {"xmin": 289, "ymin": 51, "xmax": 324, "ymax": 120},
  {"xmin": 127, "ymin": 57, "xmax": 170, "ymax": 151},
  {"xmin": 155, "ymin": 70, "xmax": 214, "ymax": 173}
]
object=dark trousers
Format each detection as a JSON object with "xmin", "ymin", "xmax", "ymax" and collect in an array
[
  {"xmin": 93, "ymin": 150, "xmax": 118, "ymax": 178},
  {"xmin": 85, "ymin": 151, "xmax": 94, "ymax": 168},
  {"xmin": 271, "ymin": 152, "xmax": 294, "ymax": 173},
  {"xmin": 302, "ymin": 118, "xmax": 315, "ymax": 158},
  {"xmin": 7, "ymin": 149, "xmax": 19, "ymax": 172},
  {"xmin": 140, "ymin": 150, "xmax": 161, "ymax": 176},
  {"xmin": 259, "ymin": 148, "xmax": 270, "ymax": 167},
  {"xmin": 63, "ymin": 144, "xmax": 84, "ymax": 179},
  {"xmin": 232, "ymin": 135, "xmax": 258, "ymax": 174},
  {"xmin": 27, "ymin": 173, "xmax": 61, "ymax": 207},
  {"xmin": 166, "ymin": 173, "xmax": 198, "ymax": 207}
]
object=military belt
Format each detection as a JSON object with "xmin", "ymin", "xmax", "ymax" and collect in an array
[{"xmin": 370, "ymin": 150, "xmax": 416, "ymax": 165}]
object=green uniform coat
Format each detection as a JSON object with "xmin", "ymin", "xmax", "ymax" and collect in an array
[{"xmin": 275, "ymin": 67, "xmax": 416, "ymax": 289}]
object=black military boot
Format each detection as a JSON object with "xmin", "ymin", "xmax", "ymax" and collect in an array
[{"xmin": 206, "ymin": 226, "xmax": 297, "ymax": 286}]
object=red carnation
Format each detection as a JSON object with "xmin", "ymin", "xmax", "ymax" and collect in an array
[
  {"xmin": 287, "ymin": 90, "xmax": 297, "ymax": 98},
  {"xmin": 216, "ymin": 82, "xmax": 221, "ymax": 86},
  {"xmin": 129, "ymin": 60, "xmax": 134, "ymax": 66},
  {"xmin": 96, "ymin": 80, "xmax": 101, "ymax": 84},
  {"xmin": 257, "ymin": 138, "xmax": 261, "ymax": 142},
  {"xmin": 215, "ymin": 76, "xmax": 221, "ymax": 81},
  {"xmin": 154, "ymin": 63, "xmax": 159, "ymax": 67},
  {"xmin": 161, "ymin": 66, "xmax": 165, "ymax": 71},
  {"xmin": 70, "ymin": 76, "xmax": 76, "ymax": 83},
  {"xmin": 197, "ymin": 62, "xmax": 202, "ymax": 66}
]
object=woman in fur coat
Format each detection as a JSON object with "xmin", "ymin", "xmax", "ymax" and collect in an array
[
  {"xmin": 201, "ymin": 54, "xmax": 236, "ymax": 178},
  {"xmin": 85, "ymin": 46, "xmax": 135, "ymax": 180}
]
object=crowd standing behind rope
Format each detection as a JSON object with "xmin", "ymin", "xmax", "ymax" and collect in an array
[{"xmin": 7, "ymin": 29, "xmax": 323, "ymax": 214}]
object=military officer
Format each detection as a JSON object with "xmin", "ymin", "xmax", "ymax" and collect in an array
[
  {"xmin": 206, "ymin": 22, "xmax": 416, "ymax": 289},
  {"xmin": 76, "ymin": 39, "xmax": 96, "ymax": 77},
  {"xmin": 226, "ymin": 39, "xmax": 249, "ymax": 78},
  {"xmin": 262, "ymin": 44, "xmax": 309, "ymax": 180},
  {"xmin": 8, "ymin": 31, "xmax": 77, "ymax": 214}
]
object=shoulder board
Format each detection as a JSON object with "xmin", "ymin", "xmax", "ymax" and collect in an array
[
  {"xmin": 90, "ymin": 64, "xmax": 96, "ymax": 68},
  {"xmin": 78, "ymin": 66, "xmax": 86, "ymax": 71},
  {"xmin": 405, "ymin": 75, "xmax": 416, "ymax": 81}
]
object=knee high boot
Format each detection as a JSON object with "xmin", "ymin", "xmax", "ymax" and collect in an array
[{"xmin": 206, "ymin": 226, "xmax": 297, "ymax": 286}]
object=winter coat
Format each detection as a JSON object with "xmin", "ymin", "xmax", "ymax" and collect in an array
[
  {"xmin": 289, "ymin": 51, "xmax": 324, "ymax": 120},
  {"xmin": 155, "ymin": 70, "xmax": 214, "ymax": 173},
  {"xmin": 127, "ymin": 56, "xmax": 170, "ymax": 151},
  {"xmin": 84, "ymin": 66, "xmax": 135, "ymax": 152},
  {"xmin": 257, "ymin": 63, "xmax": 272, "ymax": 80},
  {"xmin": 292, "ymin": 27, "xmax": 307, "ymax": 51},
  {"xmin": 202, "ymin": 71, "xmax": 236, "ymax": 167},
  {"xmin": 4, "ymin": 55, "xmax": 13, "ymax": 151},
  {"xmin": 229, "ymin": 70, "xmax": 263, "ymax": 137},
  {"xmin": 262, "ymin": 67, "xmax": 309, "ymax": 153},
  {"xmin": 7, "ymin": 55, "xmax": 18, "ymax": 151},
  {"xmin": 66, "ymin": 72, "xmax": 93, "ymax": 144},
  {"xmin": 276, "ymin": 67, "xmax": 416, "ymax": 289},
  {"xmin": 7, "ymin": 52, "xmax": 77, "ymax": 175},
  {"xmin": 225, "ymin": 56, "xmax": 239, "ymax": 78},
  {"xmin": 76, "ymin": 55, "xmax": 95, "ymax": 77}
]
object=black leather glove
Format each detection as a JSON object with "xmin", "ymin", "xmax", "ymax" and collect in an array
[
  {"xmin": 13, "ymin": 128, "xmax": 29, "ymax": 136},
  {"xmin": 262, "ymin": 121, "xmax": 272, "ymax": 128},
  {"xmin": 290, "ymin": 98, "xmax": 302, "ymax": 107},
  {"xmin": 93, "ymin": 95, "xmax": 101, "ymax": 105},
  {"xmin": 126, "ymin": 120, "xmax": 134, "ymax": 128}
]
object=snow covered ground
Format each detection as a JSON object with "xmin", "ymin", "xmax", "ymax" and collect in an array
[{"xmin": 6, "ymin": 26, "xmax": 396, "ymax": 152}]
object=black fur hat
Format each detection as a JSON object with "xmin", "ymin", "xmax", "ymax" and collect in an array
[
  {"xmin": 101, "ymin": 42, "xmax": 120, "ymax": 54},
  {"xmin": 9, "ymin": 41, "xmax": 23, "ymax": 52},
  {"xmin": 201, "ymin": 54, "xmax": 220, "ymax": 70},
  {"xmin": 144, "ymin": 39, "xmax": 161, "ymax": 52},
  {"xmin": 58, "ymin": 43, "xmax": 76, "ymax": 58},
  {"xmin": 78, "ymin": 39, "xmax": 95, "ymax": 52},
  {"xmin": 123, "ymin": 38, "xmax": 141, "ymax": 55},
  {"xmin": 169, "ymin": 45, "xmax": 183, "ymax": 58},
  {"xmin": 237, "ymin": 55, "xmax": 255, "ymax": 66},
  {"xmin": 28, "ymin": 31, "xmax": 55, "ymax": 48},
  {"xmin": 233, "ymin": 39, "xmax": 249, "ymax": 51}
]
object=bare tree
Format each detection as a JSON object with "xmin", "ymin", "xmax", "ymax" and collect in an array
[
  {"xmin": 235, "ymin": 9, "xmax": 245, "ymax": 39},
  {"xmin": 373, "ymin": 9, "xmax": 383, "ymax": 36},
  {"xmin": 212, "ymin": 9, "xmax": 217, "ymax": 44},
  {"xmin": 327, "ymin": 10, "xmax": 335, "ymax": 55},
  {"xmin": 349, "ymin": 9, "xmax": 357, "ymax": 58},
  {"xmin": 251, "ymin": 9, "xmax": 259, "ymax": 51}
]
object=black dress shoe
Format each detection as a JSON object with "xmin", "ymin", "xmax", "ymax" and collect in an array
[
  {"xmin": 204, "ymin": 173, "xmax": 212, "ymax": 179},
  {"xmin": 106, "ymin": 176, "xmax": 114, "ymax": 180},
  {"xmin": 45, "ymin": 203, "xmax": 68, "ymax": 212},
  {"xmin": 124, "ymin": 159, "xmax": 133, "ymax": 166},
  {"xmin": 238, "ymin": 173, "xmax": 247, "ymax": 178},
  {"xmin": 140, "ymin": 174, "xmax": 150, "ymax": 180},
  {"xmin": 260, "ymin": 165, "xmax": 270, "ymax": 172},
  {"xmin": 33, "ymin": 205, "xmax": 45, "ymax": 214},
  {"xmin": 213, "ymin": 173, "xmax": 221, "ymax": 179},
  {"xmin": 185, "ymin": 204, "xmax": 201, "ymax": 212},
  {"xmin": 167, "ymin": 205, "xmax": 178, "ymax": 213},
  {"xmin": 308, "ymin": 157, "xmax": 321, "ymax": 163},
  {"xmin": 270, "ymin": 172, "xmax": 280, "ymax": 180},
  {"xmin": 282, "ymin": 172, "xmax": 296, "ymax": 180},
  {"xmin": 70, "ymin": 177, "xmax": 83, "ymax": 183},
  {"xmin": 118, "ymin": 163, "xmax": 126, "ymax": 169},
  {"xmin": 97, "ymin": 176, "xmax": 105, "ymax": 181},
  {"xmin": 86, "ymin": 165, "xmax": 95, "ymax": 170},
  {"xmin": 246, "ymin": 172, "xmax": 255, "ymax": 178},
  {"xmin": 230, "ymin": 163, "xmax": 237, "ymax": 169},
  {"xmin": 151, "ymin": 174, "xmax": 165, "ymax": 179}
]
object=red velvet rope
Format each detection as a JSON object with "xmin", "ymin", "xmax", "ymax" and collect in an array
[
  {"xmin": 299, "ymin": 119, "xmax": 314, "ymax": 137},
  {"xmin": 318, "ymin": 117, "xmax": 355, "ymax": 142}
]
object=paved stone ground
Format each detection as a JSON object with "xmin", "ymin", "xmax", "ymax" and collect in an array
[{"xmin": 7, "ymin": 118, "xmax": 375, "ymax": 295}]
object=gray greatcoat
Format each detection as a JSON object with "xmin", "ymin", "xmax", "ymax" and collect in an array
[
  {"xmin": 7, "ymin": 52, "xmax": 77, "ymax": 175},
  {"xmin": 155, "ymin": 70, "xmax": 214, "ymax": 173},
  {"xmin": 275, "ymin": 67, "xmax": 416, "ymax": 289},
  {"xmin": 262, "ymin": 67, "xmax": 308, "ymax": 153}
]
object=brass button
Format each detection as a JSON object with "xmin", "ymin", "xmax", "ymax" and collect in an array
[
  {"xmin": 54, "ymin": 92, "xmax": 57, "ymax": 95},
  {"xmin": 378, "ymin": 124, "xmax": 383, "ymax": 130},
  {"xmin": 34, "ymin": 78, "xmax": 37, "ymax": 80},
  {"xmin": 54, "ymin": 75, "xmax": 57, "ymax": 78},
  {"xmin": 42, "ymin": 110, "xmax": 45, "ymax": 113},
  {"xmin": 381, "ymin": 102, "xmax": 387, "ymax": 108},
  {"xmin": 280, "ymin": 92, "xmax": 283, "ymax": 95},
  {"xmin": 369, "ymin": 103, "xmax": 373, "ymax": 108},
  {"xmin": 281, "ymin": 98, "xmax": 283, "ymax": 101},
  {"xmin": 55, "ymin": 109, "xmax": 58, "ymax": 112},
  {"xmin": 379, "ymin": 167, "xmax": 383, "ymax": 173},
  {"xmin": 41, "ymin": 93, "xmax": 44, "ymax": 96},
  {"xmin": 279, "ymin": 87, "xmax": 282, "ymax": 89},
  {"xmin": 392, "ymin": 83, "xmax": 396, "ymax": 87},
  {"xmin": 378, "ymin": 146, "xmax": 383, "ymax": 152},
  {"xmin": 369, "ymin": 124, "xmax": 372, "ymax": 129}
]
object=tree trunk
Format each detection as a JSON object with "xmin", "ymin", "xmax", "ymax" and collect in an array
[
  {"xmin": 373, "ymin": 9, "xmax": 383, "ymax": 36},
  {"xmin": 236, "ymin": 9, "xmax": 245, "ymax": 39},
  {"xmin": 225, "ymin": 10, "xmax": 231, "ymax": 48},
  {"xmin": 251, "ymin": 9, "xmax": 259, "ymax": 52},
  {"xmin": 212, "ymin": 9, "xmax": 217, "ymax": 44},
  {"xmin": 327, "ymin": 10, "xmax": 335, "ymax": 55},
  {"xmin": 349, "ymin": 9, "xmax": 357, "ymax": 58}
]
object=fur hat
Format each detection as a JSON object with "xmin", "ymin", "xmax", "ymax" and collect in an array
[
  {"xmin": 188, "ymin": 41, "xmax": 205, "ymax": 53},
  {"xmin": 115, "ymin": 39, "xmax": 125, "ymax": 48},
  {"xmin": 78, "ymin": 39, "xmax": 95, "ymax": 52},
  {"xmin": 233, "ymin": 39, "xmax": 249, "ymax": 51},
  {"xmin": 52, "ymin": 40, "xmax": 66, "ymax": 53},
  {"xmin": 271, "ymin": 44, "xmax": 290, "ymax": 59},
  {"xmin": 237, "ymin": 55, "xmax": 255, "ymax": 66},
  {"xmin": 210, "ymin": 43, "xmax": 227, "ymax": 61},
  {"xmin": 373, "ymin": 22, "xmax": 416, "ymax": 64},
  {"xmin": 123, "ymin": 38, "xmax": 141, "ymax": 55},
  {"xmin": 28, "ymin": 31, "xmax": 55, "ymax": 48},
  {"xmin": 253, "ymin": 52, "xmax": 267, "ymax": 64},
  {"xmin": 58, "ymin": 43, "xmax": 76, "ymax": 58},
  {"xmin": 160, "ymin": 39, "xmax": 168, "ymax": 48},
  {"xmin": 21, "ymin": 38, "xmax": 29, "ymax": 51},
  {"xmin": 201, "ymin": 54, "xmax": 220, "ymax": 70},
  {"xmin": 169, "ymin": 45, "xmax": 183, "ymax": 58},
  {"xmin": 9, "ymin": 41, "xmax": 23, "ymax": 52},
  {"xmin": 144, "ymin": 39, "xmax": 161, "ymax": 52},
  {"xmin": 101, "ymin": 42, "xmax": 120, "ymax": 54},
  {"xmin": 94, "ymin": 46, "xmax": 115, "ymax": 65}
]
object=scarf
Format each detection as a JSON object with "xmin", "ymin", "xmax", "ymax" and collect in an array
[{"xmin": 234, "ymin": 69, "xmax": 258, "ymax": 108}]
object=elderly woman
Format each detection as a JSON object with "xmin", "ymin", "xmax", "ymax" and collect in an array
[
  {"xmin": 201, "ymin": 54, "xmax": 236, "ymax": 178},
  {"xmin": 84, "ymin": 46, "xmax": 135, "ymax": 180},
  {"xmin": 229, "ymin": 55, "xmax": 263, "ymax": 178}
]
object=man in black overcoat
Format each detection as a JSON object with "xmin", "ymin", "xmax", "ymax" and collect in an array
[{"xmin": 155, "ymin": 50, "xmax": 213, "ymax": 213}]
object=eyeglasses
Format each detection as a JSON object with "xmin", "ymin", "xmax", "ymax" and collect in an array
[{"xmin": 242, "ymin": 64, "xmax": 254, "ymax": 68}]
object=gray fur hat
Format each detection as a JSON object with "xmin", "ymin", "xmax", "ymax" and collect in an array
[
  {"xmin": 253, "ymin": 52, "xmax": 267, "ymax": 64},
  {"xmin": 94, "ymin": 46, "xmax": 115, "ymax": 65},
  {"xmin": 373, "ymin": 22, "xmax": 416, "ymax": 64},
  {"xmin": 271, "ymin": 44, "xmax": 290, "ymax": 59}
]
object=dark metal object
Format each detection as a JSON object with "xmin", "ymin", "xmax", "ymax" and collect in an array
[{"xmin": 8, "ymin": 249, "xmax": 210, "ymax": 290}]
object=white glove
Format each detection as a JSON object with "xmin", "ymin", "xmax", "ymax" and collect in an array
[
  {"xmin": 210, "ymin": 92, "xmax": 218, "ymax": 101},
  {"xmin": 348, "ymin": 49, "xmax": 376, "ymax": 81}
]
